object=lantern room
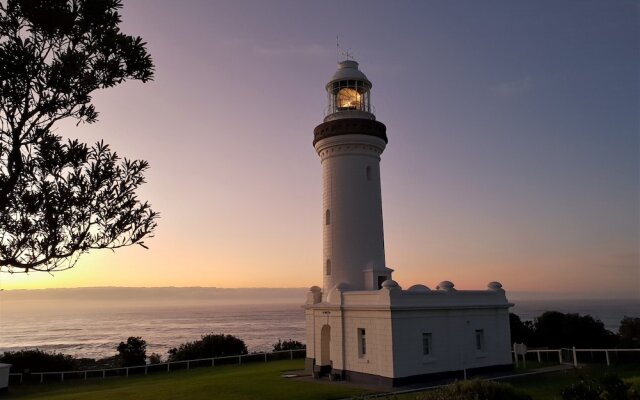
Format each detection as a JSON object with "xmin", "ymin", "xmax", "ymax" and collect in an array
[{"xmin": 324, "ymin": 60, "xmax": 375, "ymax": 121}]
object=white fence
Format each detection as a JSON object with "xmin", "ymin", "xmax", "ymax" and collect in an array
[
  {"xmin": 8, "ymin": 348, "xmax": 306, "ymax": 385},
  {"xmin": 512, "ymin": 347, "xmax": 640, "ymax": 368}
]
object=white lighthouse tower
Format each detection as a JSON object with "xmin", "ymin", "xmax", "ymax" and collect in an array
[
  {"xmin": 314, "ymin": 59, "xmax": 393, "ymax": 294},
  {"xmin": 305, "ymin": 59, "xmax": 513, "ymax": 386}
]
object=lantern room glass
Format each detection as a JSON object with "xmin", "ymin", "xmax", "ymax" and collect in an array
[{"xmin": 327, "ymin": 79, "xmax": 372, "ymax": 115}]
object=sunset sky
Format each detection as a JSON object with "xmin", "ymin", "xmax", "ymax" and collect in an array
[{"xmin": 1, "ymin": 1, "xmax": 638, "ymax": 298}]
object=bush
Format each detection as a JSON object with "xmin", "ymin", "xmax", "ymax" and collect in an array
[
  {"xmin": 510, "ymin": 313, "xmax": 534, "ymax": 345},
  {"xmin": 0, "ymin": 349, "xmax": 77, "ymax": 373},
  {"xmin": 417, "ymin": 379, "xmax": 532, "ymax": 400},
  {"xmin": 148, "ymin": 353, "xmax": 163, "ymax": 364},
  {"xmin": 117, "ymin": 337, "xmax": 147, "ymax": 367},
  {"xmin": 168, "ymin": 334, "xmax": 247, "ymax": 362},
  {"xmin": 619, "ymin": 317, "xmax": 640, "ymax": 348},
  {"xmin": 561, "ymin": 373, "xmax": 633, "ymax": 400},
  {"xmin": 532, "ymin": 312, "xmax": 617, "ymax": 348},
  {"xmin": 272, "ymin": 339, "xmax": 305, "ymax": 352}
]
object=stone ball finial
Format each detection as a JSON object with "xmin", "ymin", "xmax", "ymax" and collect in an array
[
  {"xmin": 436, "ymin": 281, "xmax": 455, "ymax": 291},
  {"xmin": 487, "ymin": 281, "xmax": 503, "ymax": 291},
  {"xmin": 310, "ymin": 286, "xmax": 321, "ymax": 293},
  {"xmin": 381, "ymin": 279, "xmax": 400, "ymax": 290},
  {"xmin": 335, "ymin": 282, "xmax": 350, "ymax": 291},
  {"xmin": 408, "ymin": 284, "xmax": 430, "ymax": 292}
]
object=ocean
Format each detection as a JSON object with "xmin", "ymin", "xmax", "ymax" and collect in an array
[{"xmin": 0, "ymin": 288, "xmax": 637, "ymax": 360}]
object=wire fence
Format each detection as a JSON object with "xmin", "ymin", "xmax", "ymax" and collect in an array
[{"xmin": 8, "ymin": 348, "xmax": 306, "ymax": 385}]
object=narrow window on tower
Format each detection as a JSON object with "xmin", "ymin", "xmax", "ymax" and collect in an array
[
  {"xmin": 325, "ymin": 259, "xmax": 331, "ymax": 276},
  {"xmin": 366, "ymin": 166, "xmax": 372, "ymax": 181},
  {"xmin": 358, "ymin": 328, "xmax": 367, "ymax": 357},
  {"xmin": 325, "ymin": 209, "xmax": 330, "ymax": 225}
]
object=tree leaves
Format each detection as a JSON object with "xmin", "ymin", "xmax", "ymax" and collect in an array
[{"xmin": 0, "ymin": 0, "xmax": 158, "ymax": 273}]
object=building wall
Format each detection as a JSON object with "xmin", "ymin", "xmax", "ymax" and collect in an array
[
  {"xmin": 390, "ymin": 308, "xmax": 512, "ymax": 378},
  {"xmin": 305, "ymin": 286, "xmax": 513, "ymax": 383},
  {"xmin": 341, "ymin": 309, "xmax": 394, "ymax": 378}
]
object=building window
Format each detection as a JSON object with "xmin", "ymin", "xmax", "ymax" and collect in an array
[
  {"xmin": 366, "ymin": 166, "xmax": 371, "ymax": 181},
  {"xmin": 422, "ymin": 333, "xmax": 432, "ymax": 356},
  {"xmin": 358, "ymin": 328, "xmax": 366, "ymax": 357},
  {"xmin": 475, "ymin": 329, "xmax": 485, "ymax": 352},
  {"xmin": 325, "ymin": 209, "xmax": 330, "ymax": 225},
  {"xmin": 325, "ymin": 259, "xmax": 331, "ymax": 275}
]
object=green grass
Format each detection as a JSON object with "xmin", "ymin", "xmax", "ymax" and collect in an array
[{"xmin": 6, "ymin": 360, "xmax": 371, "ymax": 400}]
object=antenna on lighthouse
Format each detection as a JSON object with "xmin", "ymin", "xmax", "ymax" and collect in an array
[{"xmin": 336, "ymin": 36, "xmax": 354, "ymax": 62}]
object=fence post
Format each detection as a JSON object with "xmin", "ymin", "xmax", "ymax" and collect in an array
[
  {"xmin": 211, "ymin": 358, "xmax": 215, "ymax": 367},
  {"xmin": 559, "ymin": 349, "xmax": 563, "ymax": 364},
  {"xmin": 605, "ymin": 350, "xmax": 610, "ymax": 366},
  {"xmin": 167, "ymin": 362, "xmax": 170, "ymax": 372},
  {"xmin": 513, "ymin": 344, "xmax": 518, "ymax": 367},
  {"xmin": 264, "ymin": 353, "xmax": 267, "ymax": 362},
  {"xmin": 187, "ymin": 361, "xmax": 190, "ymax": 370},
  {"xmin": 290, "ymin": 350, "xmax": 293, "ymax": 360},
  {"xmin": 103, "ymin": 370, "xmax": 106, "ymax": 379},
  {"xmin": 61, "ymin": 372, "xmax": 64, "ymax": 382},
  {"xmin": 572, "ymin": 347, "xmax": 577, "ymax": 367},
  {"xmin": 145, "ymin": 366, "xmax": 148, "ymax": 375},
  {"xmin": 40, "ymin": 374, "xmax": 44, "ymax": 384},
  {"xmin": 84, "ymin": 371, "xmax": 87, "ymax": 381},
  {"xmin": 239, "ymin": 355, "xmax": 242, "ymax": 365},
  {"xmin": 537, "ymin": 351, "xmax": 541, "ymax": 363}
]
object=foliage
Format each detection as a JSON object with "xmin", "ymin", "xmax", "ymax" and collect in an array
[
  {"xmin": 415, "ymin": 379, "xmax": 532, "ymax": 400},
  {"xmin": 147, "ymin": 352, "xmax": 162, "ymax": 364},
  {"xmin": 0, "ymin": 0, "xmax": 157, "ymax": 273},
  {"xmin": 272, "ymin": 339, "xmax": 305, "ymax": 352},
  {"xmin": 116, "ymin": 336, "xmax": 147, "ymax": 367},
  {"xmin": 560, "ymin": 373, "xmax": 633, "ymax": 400},
  {"xmin": 168, "ymin": 333, "xmax": 248, "ymax": 362},
  {"xmin": 531, "ymin": 311, "xmax": 617, "ymax": 348},
  {"xmin": 509, "ymin": 313, "xmax": 534, "ymax": 345},
  {"xmin": 0, "ymin": 349, "xmax": 77, "ymax": 373},
  {"xmin": 619, "ymin": 317, "xmax": 640, "ymax": 348}
]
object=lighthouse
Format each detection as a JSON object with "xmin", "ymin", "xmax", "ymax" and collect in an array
[
  {"xmin": 305, "ymin": 58, "xmax": 513, "ymax": 386},
  {"xmin": 313, "ymin": 60, "xmax": 393, "ymax": 294}
]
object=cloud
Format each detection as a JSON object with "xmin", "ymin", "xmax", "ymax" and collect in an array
[{"xmin": 491, "ymin": 76, "xmax": 533, "ymax": 97}]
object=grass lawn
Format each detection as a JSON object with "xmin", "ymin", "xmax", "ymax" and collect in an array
[{"xmin": 6, "ymin": 359, "xmax": 372, "ymax": 400}]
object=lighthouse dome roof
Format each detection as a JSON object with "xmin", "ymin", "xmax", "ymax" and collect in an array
[{"xmin": 328, "ymin": 60, "xmax": 371, "ymax": 87}]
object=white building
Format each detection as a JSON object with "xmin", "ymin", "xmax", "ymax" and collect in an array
[{"xmin": 305, "ymin": 59, "xmax": 513, "ymax": 386}]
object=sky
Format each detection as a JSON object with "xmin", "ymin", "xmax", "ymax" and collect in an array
[{"xmin": 1, "ymin": 0, "xmax": 638, "ymax": 298}]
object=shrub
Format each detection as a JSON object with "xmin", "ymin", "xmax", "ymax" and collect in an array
[
  {"xmin": 0, "ymin": 349, "xmax": 77, "ymax": 373},
  {"xmin": 272, "ymin": 339, "xmax": 305, "ymax": 352},
  {"xmin": 560, "ymin": 373, "xmax": 633, "ymax": 400},
  {"xmin": 619, "ymin": 317, "xmax": 640, "ymax": 348},
  {"xmin": 148, "ymin": 353, "xmax": 163, "ymax": 364},
  {"xmin": 417, "ymin": 379, "xmax": 532, "ymax": 400},
  {"xmin": 117, "ymin": 337, "xmax": 147, "ymax": 367},
  {"xmin": 168, "ymin": 334, "xmax": 247, "ymax": 362},
  {"xmin": 532, "ymin": 312, "xmax": 616, "ymax": 348}
]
